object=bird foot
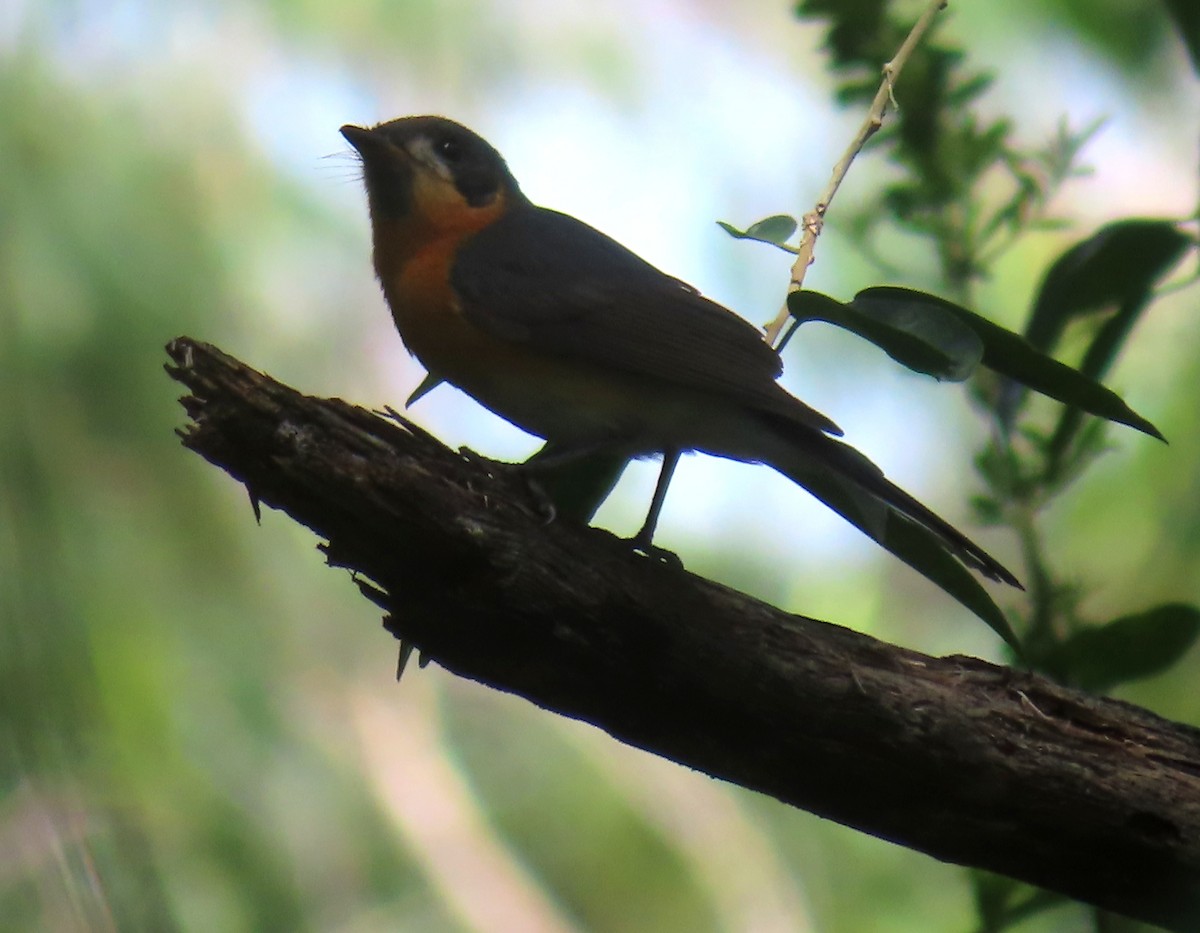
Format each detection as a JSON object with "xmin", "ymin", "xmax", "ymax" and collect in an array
[
  {"xmin": 457, "ymin": 446, "xmax": 506, "ymax": 472},
  {"xmin": 457, "ymin": 447, "xmax": 557, "ymax": 524},
  {"xmin": 520, "ymin": 474, "xmax": 557, "ymax": 525},
  {"xmin": 627, "ymin": 534, "xmax": 684, "ymax": 569}
]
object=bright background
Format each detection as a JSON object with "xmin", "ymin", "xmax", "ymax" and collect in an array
[{"xmin": 2, "ymin": 1, "xmax": 1198, "ymax": 930}]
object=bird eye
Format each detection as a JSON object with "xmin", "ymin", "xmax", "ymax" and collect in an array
[{"xmin": 435, "ymin": 136, "xmax": 464, "ymax": 164}]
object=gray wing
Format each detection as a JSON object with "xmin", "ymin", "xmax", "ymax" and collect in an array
[{"xmin": 451, "ymin": 206, "xmax": 841, "ymax": 436}]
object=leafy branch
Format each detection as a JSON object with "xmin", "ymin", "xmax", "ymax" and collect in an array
[
  {"xmin": 719, "ymin": 3, "xmax": 1200, "ymax": 928},
  {"xmin": 765, "ymin": 0, "xmax": 950, "ymax": 344}
]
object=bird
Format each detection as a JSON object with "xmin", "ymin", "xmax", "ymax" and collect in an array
[{"xmin": 340, "ymin": 115, "xmax": 1019, "ymax": 589}]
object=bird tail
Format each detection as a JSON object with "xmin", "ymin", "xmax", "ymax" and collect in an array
[{"xmin": 761, "ymin": 420, "xmax": 1021, "ymax": 588}]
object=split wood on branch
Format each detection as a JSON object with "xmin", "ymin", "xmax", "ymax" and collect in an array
[{"xmin": 165, "ymin": 336, "xmax": 1200, "ymax": 931}]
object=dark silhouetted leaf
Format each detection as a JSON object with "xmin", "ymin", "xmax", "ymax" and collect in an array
[
  {"xmin": 1162, "ymin": 0, "xmax": 1200, "ymax": 74},
  {"xmin": 1052, "ymin": 604, "xmax": 1200, "ymax": 693},
  {"xmin": 849, "ymin": 289, "xmax": 985, "ymax": 379},
  {"xmin": 856, "ymin": 287, "xmax": 1164, "ymax": 441},
  {"xmin": 717, "ymin": 215, "xmax": 798, "ymax": 248},
  {"xmin": 1021, "ymin": 221, "xmax": 1188, "ymax": 457},
  {"xmin": 1023, "ymin": 219, "xmax": 1190, "ymax": 355},
  {"xmin": 970, "ymin": 871, "xmax": 1067, "ymax": 932},
  {"xmin": 789, "ymin": 289, "xmax": 983, "ymax": 381}
]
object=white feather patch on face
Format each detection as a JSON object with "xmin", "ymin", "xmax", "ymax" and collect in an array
[
  {"xmin": 400, "ymin": 143, "xmax": 507, "ymax": 234},
  {"xmin": 397, "ymin": 135, "xmax": 469, "ymax": 229},
  {"xmin": 405, "ymin": 136, "xmax": 457, "ymax": 183}
]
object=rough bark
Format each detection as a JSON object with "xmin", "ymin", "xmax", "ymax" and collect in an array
[{"xmin": 165, "ymin": 336, "xmax": 1200, "ymax": 931}]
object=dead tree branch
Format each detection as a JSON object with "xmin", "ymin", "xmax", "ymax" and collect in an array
[{"xmin": 165, "ymin": 336, "xmax": 1200, "ymax": 931}]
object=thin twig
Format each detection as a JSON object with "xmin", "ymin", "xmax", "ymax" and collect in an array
[{"xmin": 764, "ymin": 0, "xmax": 949, "ymax": 346}]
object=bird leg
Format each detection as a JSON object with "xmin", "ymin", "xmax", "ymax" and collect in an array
[
  {"xmin": 460, "ymin": 441, "xmax": 682, "ymax": 566},
  {"xmin": 629, "ymin": 449, "xmax": 682, "ymax": 566},
  {"xmin": 458, "ymin": 441, "xmax": 627, "ymax": 526}
]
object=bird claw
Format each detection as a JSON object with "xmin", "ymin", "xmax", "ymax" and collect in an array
[
  {"xmin": 520, "ymin": 474, "xmax": 557, "ymax": 525},
  {"xmin": 629, "ymin": 536, "xmax": 684, "ymax": 569},
  {"xmin": 458, "ymin": 448, "xmax": 557, "ymax": 524},
  {"xmin": 458, "ymin": 446, "xmax": 504, "ymax": 472}
]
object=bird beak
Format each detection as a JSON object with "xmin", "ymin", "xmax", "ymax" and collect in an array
[
  {"xmin": 340, "ymin": 124, "xmax": 382, "ymax": 155},
  {"xmin": 340, "ymin": 123, "xmax": 417, "ymax": 219}
]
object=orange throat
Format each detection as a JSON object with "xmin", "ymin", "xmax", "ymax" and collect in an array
[{"xmin": 368, "ymin": 192, "xmax": 508, "ymax": 384}]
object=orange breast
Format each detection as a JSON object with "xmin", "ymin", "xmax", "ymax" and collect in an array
[
  {"xmin": 380, "ymin": 234, "xmax": 480, "ymax": 371},
  {"xmin": 371, "ymin": 215, "xmax": 660, "ymax": 445}
]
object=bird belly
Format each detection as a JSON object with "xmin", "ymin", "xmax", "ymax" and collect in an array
[
  {"xmin": 381, "ymin": 238, "xmax": 785, "ymax": 458},
  {"xmin": 447, "ymin": 350, "xmax": 778, "ymax": 464}
]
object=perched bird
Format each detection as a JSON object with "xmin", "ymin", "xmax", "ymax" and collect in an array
[{"xmin": 341, "ymin": 115, "xmax": 1018, "ymax": 588}]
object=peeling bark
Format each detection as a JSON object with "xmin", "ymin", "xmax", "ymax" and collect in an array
[{"xmin": 165, "ymin": 337, "xmax": 1200, "ymax": 931}]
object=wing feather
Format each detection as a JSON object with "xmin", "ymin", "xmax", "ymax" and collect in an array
[{"xmin": 452, "ymin": 207, "xmax": 840, "ymax": 436}]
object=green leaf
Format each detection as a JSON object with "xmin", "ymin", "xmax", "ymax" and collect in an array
[
  {"xmin": 746, "ymin": 214, "xmax": 798, "ymax": 244},
  {"xmin": 779, "ymin": 452, "xmax": 1022, "ymax": 653},
  {"xmin": 946, "ymin": 73, "xmax": 994, "ymax": 107},
  {"xmin": 969, "ymin": 872, "xmax": 1067, "ymax": 933},
  {"xmin": 970, "ymin": 495, "xmax": 1004, "ymax": 526},
  {"xmin": 717, "ymin": 214, "xmax": 798, "ymax": 248},
  {"xmin": 1043, "ymin": 415, "xmax": 1111, "ymax": 493},
  {"xmin": 856, "ymin": 287, "xmax": 1165, "ymax": 441},
  {"xmin": 971, "ymin": 870, "xmax": 1020, "ymax": 931},
  {"xmin": 1051, "ymin": 604, "xmax": 1200, "ymax": 693},
  {"xmin": 1162, "ymin": 0, "xmax": 1200, "ymax": 75},
  {"xmin": 1023, "ymin": 219, "xmax": 1190, "ymax": 355},
  {"xmin": 1013, "ymin": 220, "xmax": 1188, "ymax": 452},
  {"xmin": 789, "ymin": 289, "xmax": 984, "ymax": 381},
  {"xmin": 1043, "ymin": 231, "xmax": 1190, "ymax": 462},
  {"xmin": 849, "ymin": 289, "xmax": 986, "ymax": 380}
]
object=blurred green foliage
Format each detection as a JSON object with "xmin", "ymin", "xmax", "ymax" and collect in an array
[
  {"xmin": 2, "ymin": 1, "xmax": 1198, "ymax": 932},
  {"xmin": 790, "ymin": 2, "xmax": 1199, "ymax": 929}
]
